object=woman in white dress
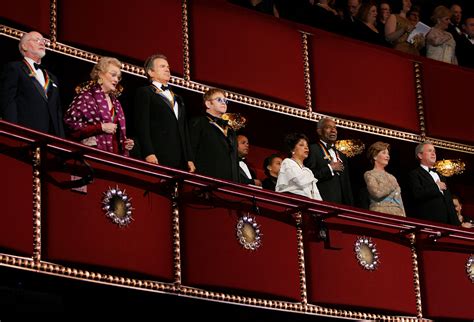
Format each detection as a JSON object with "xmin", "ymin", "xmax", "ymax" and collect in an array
[{"xmin": 276, "ymin": 133, "xmax": 322, "ymax": 200}]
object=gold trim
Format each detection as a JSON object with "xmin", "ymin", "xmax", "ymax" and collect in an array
[
  {"xmin": 32, "ymin": 147, "xmax": 42, "ymax": 263},
  {"xmin": 294, "ymin": 212, "xmax": 308, "ymax": 304},
  {"xmin": 300, "ymin": 32, "xmax": 312, "ymax": 112},
  {"xmin": 1, "ymin": 25, "xmax": 472, "ymax": 154},
  {"xmin": 413, "ymin": 62, "xmax": 426, "ymax": 138},
  {"xmin": 0, "ymin": 253, "xmax": 427, "ymax": 321},
  {"xmin": 171, "ymin": 182, "xmax": 182, "ymax": 286},
  {"xmin": 49, "ymin": 0, "xmax": 57, "ymax": 43},
  {"xmin": 181, "ymin": 0, "xmax": 191, "ymax": 81},
  {"xmin": 409, "ymin": 233, "xmax": 423, "ymax": 319}
]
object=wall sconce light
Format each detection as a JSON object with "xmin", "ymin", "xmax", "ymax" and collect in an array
[
  {"xmin": 434, "ymin": 159, "xmax": 466, "ymax": 177},
  {"xmin": 335, "ymin": 139, "xmax": 365, "ymax": 158}
]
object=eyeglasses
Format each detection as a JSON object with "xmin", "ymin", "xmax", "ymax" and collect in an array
[
  {"xmin": 210, "ymin": 97, "xmax": 228, "ymax": 104},
  {"xmin": 30, "ymin": 37, "xmax": 50, "ymax": 45}
]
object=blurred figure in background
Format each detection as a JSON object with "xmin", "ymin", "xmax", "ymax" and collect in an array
[
  {"xmin": 452, "ymin": 195, "xmax": 473, "ymax": 228},
  {"xmin": 262, "ymin": 153, "xmax": 282, "ymax": 191},
  {"xmin": 426, "ymin": 6, "xmax": 458, "ymax": 65}
]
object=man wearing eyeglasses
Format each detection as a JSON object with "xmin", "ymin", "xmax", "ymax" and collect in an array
[
  {"xmin": 0, "ymin": 31, "xmax": 65, "ymax": 137},
  {"xmin": 189, "ymin": 88, "xmax": 240, "ymax": 182},
  {"xmin": 134, "ymin": 54, "xmax": 195, "ymax": 172}
]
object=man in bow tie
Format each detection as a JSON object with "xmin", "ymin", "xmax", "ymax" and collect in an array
[
  {"xmin": 407, "ymin": 141, "xmax": 461, "ymax": 226},
  {"xmin": 455, "ymin": 15, "xmax": 474, "ymax": 69},
  {"xmin": 189, "ymin": 88, "xmax": 239, "ymax": 182},
  {"xmin": 134, "ymin": 53, "xmax": 195, "ymax": 172},
  {"xmin": 237, "ymin": 134, "xmax": 262, "ymax": 186},
  {"xmin": 0, "ymin": 31, "xmax": 65, "ymax": 137},
  {"xmin": 305, "ymin": 117, "xmax": 354, "ymax": 205}
]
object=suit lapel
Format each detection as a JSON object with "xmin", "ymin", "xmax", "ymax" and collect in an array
[
  {"xmin": 149, "ymin": 85, "xmax": 177, "ymax": 117},
  {"xmin": 21, "ymin": 62, "xmax": 48, "ymax": 102}
]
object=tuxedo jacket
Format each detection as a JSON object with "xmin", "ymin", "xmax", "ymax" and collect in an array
[
  {"xmin": 407, "ymin": 166, "xmax": 460, "ymax": 225},
  {"xmin": 305, "ymin": 142, "xmax": 354, "ymax": 205},
  {"xmin": 134, "ymin": 85, "xmax": 193, "ymax": 169},
  {"xmin": 189, "ymin": 115, "xmax": 239, "ymax": 183},
  {"xmin": 0, "ymin": 60, "xmax": 65, "ymax": 137},
  {"xmin": 455, "ymin": 35, "xmax": 474, "ymax": 69},
  {"xmin": 239, "ymin": 159, "xmax": 257, "ymax": 185}
]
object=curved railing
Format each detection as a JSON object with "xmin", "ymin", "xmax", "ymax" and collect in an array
[{"xmin": 1, "ymin": 120, "xmax": 472, "ymax": 320}]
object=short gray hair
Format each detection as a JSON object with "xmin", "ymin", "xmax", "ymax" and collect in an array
[
  {"xmin": 144, "ymin": 54, "xmax": 167, "ymax": 80},
  {"xmin": 414, "ymin": 141, "xmax": 433, "ymax": 160},
  {"xmin": 317, "ymin": 117, "xmax": 335, "ymax": 130},
  {"xmin": 18, "ymin": 32, "xmax": 33, "ymax": 56}
]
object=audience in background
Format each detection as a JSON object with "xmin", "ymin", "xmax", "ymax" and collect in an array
[
  {"xmin": 352, "ymin": 1, "xmax": 390, "ymax": 47},
  {"xmin": 237, "ymin": 133, "xmax": 262, "ymax": 186},
  {"xmin": 262, "ymin": 154, "xmax": 282, "ymax": 191},
  {"xmin": 377, "ymin": 0, "xmax": 391, "ymax": 34},
  {"xmin": 426, "ymin": 6, "xmax": 458, "ymax": 65},
  {"xmin": 385, "ymin": 0, "xmax": 424, "ymax": 56},
  {"xmin": 276, "ymin": 133, "xmax": 322, "ymax": 200},
  {"xmin": 448, "ymin": 3, "xmax": 463, "ymax": 37},
  {"xmin": 364, "ymin": 142, "xmax": 405, "ymax": 217},
  {"xmin": 455, "ymin": 15, "xmax": 474, "ymax": 68},
  {"xmin": 452, "ymin": 195, "xmax": 473, "ymax": 228},
  {"xmin": 64, "ymin": 57, "xmax": 134, "ymax": 155},
  {"xmin": 0, "ymin": 31, "xmax": 65, "ymax": 137}
]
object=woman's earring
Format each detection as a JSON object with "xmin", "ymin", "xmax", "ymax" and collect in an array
[
  {"xmin": 98, "ymin": 78, "xmax": 103, "ymax": 85},
  {"xmin": 292, "ymin": 151, "xmax": 295, "ymax": 155}
]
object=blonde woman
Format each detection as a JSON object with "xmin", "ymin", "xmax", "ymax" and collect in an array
[
  {"xmin": 364, "ymin": 142, "xmax": 405, "ymax": 217},
  {"xmin": 65, "ymin": 57, "xmax": 134, "ymax": 155}
]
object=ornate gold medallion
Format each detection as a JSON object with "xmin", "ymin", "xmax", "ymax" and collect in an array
[
  {"xmin": 354, "ymin": 237, "xmax": 379, "ymax": 271},
  {"xmin": 102, "ymin": 186, "xmax": 133, "ymax": 227},
  {"xmin": 467, "ymin": 255, "xmax": 474, "ymax": 283},
  {"xmin": 236, "ymin": 214, "xmax": 262, "ymax": 251}
]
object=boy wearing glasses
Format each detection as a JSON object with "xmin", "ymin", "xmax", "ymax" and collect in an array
[
  {"xmin": 189, "ymin": 88, "xmax": 240, "ymax": 182},
  {"xmin": 0, "ymin": 31, "xmax": 65, "ymax": 137}
]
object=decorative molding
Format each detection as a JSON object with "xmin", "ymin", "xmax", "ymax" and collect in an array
[
  {"xmin": 409, "ymin": 233, "xmax": 423, "ymax": 319},
  {"xmin": 1, "ymin": 25, "xmax": 473, "ymax": 154},
  {"xmin": 32, "ymin": 147, "xmax": 42, "ymax": 263},
  {"xmin": 294, "ymin": 212, "xmax": 308, "ymax": 304},
  {"xmin": 0, "ymin": 253, "xmax": 426, "ymax": 321},
  {"xmin": 181, "ymin": 0, "xmax": 191, "ymax": 81},
  {"xmin": 413, "ymin": 62, "xmax": 426, "ymax": 138},
  {"xmin": 49, "ymin": 0, "xmax": 57, "ymax": 43},
  {"xmin": 300, "ymin": 31, "xmax": 312, "ymax": 112},
  {"xmin": 171, "ymin": 182, "xmax": 182, "ymax": 285}
]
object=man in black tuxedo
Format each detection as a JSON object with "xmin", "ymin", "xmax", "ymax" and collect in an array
[
  {"xmin": 0, "ymin": 31, "xmax": 65, "ymax": 137},
  {"xmin": 407, "ymin": 141, "xmax": 462, "ymax": 226},
  {"xmin": 237, "ymin": 134, "xmax": 262, "ymax": 186},
  {"xmin": 455, "ymin": 15, "xmax": 474, "ymax": 69},
  {"xmin": 190, "ymin": 88, "xmax": 240, "ymax": 182},
  {"xmin": 305, "ymin": 117, "xmax": 354, "ymax": 205},
  {"xmin": 134, "ymin": 54, "xmax": 195, "ymax": 171}
]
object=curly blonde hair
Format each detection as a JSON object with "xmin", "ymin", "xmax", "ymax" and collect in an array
[{"xmin": 90, "ymin": 57, "xmax": 121, "ymax": 81}]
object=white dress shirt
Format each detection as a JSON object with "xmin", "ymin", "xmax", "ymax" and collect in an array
[
  {"xmin": 152, "ymin": 81, "xmax": 178, "ymax": 119},
  {"xmin": 24, "ymin": 57, "xmax": 45, "ymax": 87},
  {"xmin": 276, "ymin": 158, "xmax": 322, "ymax": 200}
]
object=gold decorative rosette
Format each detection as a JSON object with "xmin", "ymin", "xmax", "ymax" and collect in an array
[
  {"xmin": 467, "ymin": 254, "xmax": 474, "ymax": 283},
  {"xmin": 354, "ymin": 236, "xmax": 380, "ymax": 271},
  {"xmin": 102, "ymin": 186, "xmax": 133, "ymax": 227},
  {"xmin": 236, "ymin": 213, "xmax": 262, "ymax": 251}
]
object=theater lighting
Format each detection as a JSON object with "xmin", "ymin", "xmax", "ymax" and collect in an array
[
  {"xmin": 434, "ymin": 159, "xmax": 466, "ymax": 177},
  {"xmin": 335, "ymin": 139, "xmax": 365, "ymax": 157}
]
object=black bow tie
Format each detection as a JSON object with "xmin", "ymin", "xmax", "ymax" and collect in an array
[
  {"xmin": 429, "ymin": 168, "xmax": 437, "ymax": 173},
  {"xmin": 327, "ymin": 144, "xmax": 335, "ymax": 151},
  {"xmin": 161, "ymin": 85, "xmax": 170, "ymax": 91},
  {"xmin": 33, "ymin": 63, "xmax": 43, "ymax": 70}
]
